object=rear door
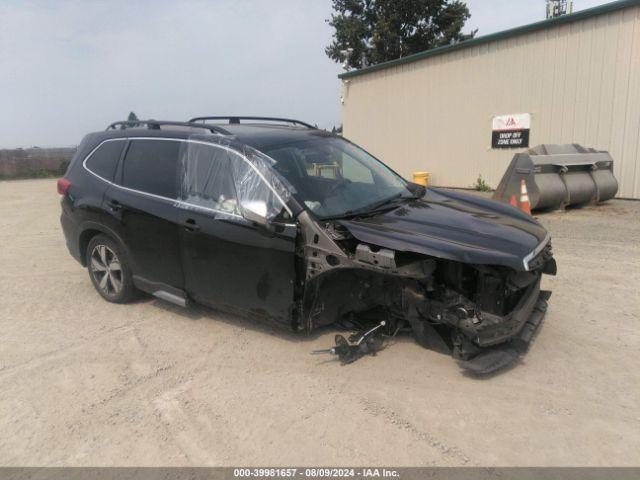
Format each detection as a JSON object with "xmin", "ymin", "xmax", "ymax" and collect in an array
[
  {"xmin": 176, "ymin": 141, "xmax": 297, "ymax": 326},
  {"xmin": 103, "ymin": 138, "xmax": 184, "ymax": 289}
]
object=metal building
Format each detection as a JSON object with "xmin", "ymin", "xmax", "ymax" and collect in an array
[{"xmin": 339, "ymin": 0, "xmax": 640, "ymax": 199}]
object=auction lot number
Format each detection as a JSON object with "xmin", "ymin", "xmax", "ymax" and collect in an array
[{"xmin": 234, "ymin": 468, "xmax": 399, "ymax": 478}]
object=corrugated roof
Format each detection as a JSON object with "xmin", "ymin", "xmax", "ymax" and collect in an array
[{"xmin": 338, "ymin": 0, "xmax": 640, "ymax": 79}]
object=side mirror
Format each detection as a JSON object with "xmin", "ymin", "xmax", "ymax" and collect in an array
[
  {"xmin": 240, "ymin": 199, "xmax": 269, "ymax": 226},
  {"xmin": 406, "ymin": 182, "xmax": 426, "ymax": 198}
]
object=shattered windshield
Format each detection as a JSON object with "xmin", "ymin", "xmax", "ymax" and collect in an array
[{"xmin": 263, "ymin": 137, "xmax": 411, "ymax": 219}]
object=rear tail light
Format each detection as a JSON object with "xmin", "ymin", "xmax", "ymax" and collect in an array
[{"xmin": 57, "ymin": 178, "xmax": 72, "ymax": 196}]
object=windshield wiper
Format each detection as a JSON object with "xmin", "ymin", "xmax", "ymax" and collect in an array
[
  {"xmin": 323, "ymin": 192, "xmax": 406, "ymax": 220},
  {"xmin": 360, "ymin": 192, "xmax": 405, "ymax": 212}
]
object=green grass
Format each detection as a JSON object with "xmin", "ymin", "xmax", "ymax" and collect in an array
[{"xmin": 473, "ymin": 174, "xmax": 492, "ymax": 192}]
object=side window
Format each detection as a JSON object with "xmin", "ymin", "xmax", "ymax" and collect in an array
[
  {"xmin": 179, "ymin": 144, "xmax": 238, "ymax": 214},
  {"xmin": 231, "ymin": 150, "xmax": 291, "ymax": 221},
  {"xmin": 122, "ymin": 140, "xmax": 180, "ymax": 199},
  {"xmin": 85, "ymin": 140, "xmax": 125, "ymax": 182}
]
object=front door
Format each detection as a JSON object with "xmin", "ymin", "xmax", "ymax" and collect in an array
[{"xmin": 176, "ymin": 141, "xmax": 297, "ymax": 326}]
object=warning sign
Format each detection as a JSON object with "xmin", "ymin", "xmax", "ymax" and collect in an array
[{"xmin": 491, "ymin": 113, "xmax": 531, "ymax": 149}]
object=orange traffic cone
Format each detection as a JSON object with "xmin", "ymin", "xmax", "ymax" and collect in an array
[
  {"xmin": 509, "ymin": 195, "xmax": 518, "ymax": 208},
  {"xmin": 519, "ymin": 179, "xmax": 532, "ymax": 215}
]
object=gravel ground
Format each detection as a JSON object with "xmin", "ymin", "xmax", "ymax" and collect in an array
[{"xmin": 1, "ymin": 178, "xmax": 639, "ymax": 466}]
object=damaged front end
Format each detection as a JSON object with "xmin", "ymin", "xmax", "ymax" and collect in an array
[{"xmin": 297, "ymin": 210, "xmax": 557, "ymax": 374}]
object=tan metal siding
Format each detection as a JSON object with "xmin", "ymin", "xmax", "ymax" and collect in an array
[{"xmin": 342, "ymin": 5, "xmax": 640, "ymax": 198}]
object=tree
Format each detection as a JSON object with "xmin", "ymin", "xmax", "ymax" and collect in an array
[
  {"xmin": 127, "ymin": 111, "xmax": 139, "ymax": 126},
  {"xmin": 326, "ymin": 0, "xmax": 476, "ymax": 70}
]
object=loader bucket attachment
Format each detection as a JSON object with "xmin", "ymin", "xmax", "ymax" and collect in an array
[{"xmin": 493, "ymin": 144, "xmax": 618, "ymax": 211}]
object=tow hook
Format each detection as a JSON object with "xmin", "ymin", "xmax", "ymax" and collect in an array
[{"xmin": 312, "ymin": 321, "xmax": 386, "ymax": 364}]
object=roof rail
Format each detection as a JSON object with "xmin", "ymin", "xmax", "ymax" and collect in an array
[
  {"xmin": 106, "ymin": 120, "xmax": 231, "ymax": 135},
  {"xmin": 189, "ymin": 116, "xmax": 316, "ymax": 129}
]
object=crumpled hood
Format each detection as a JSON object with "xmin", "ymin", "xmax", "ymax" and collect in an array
[{"xmin": 338, "ymin": 188, "xmax": 548, "ymax": 271}]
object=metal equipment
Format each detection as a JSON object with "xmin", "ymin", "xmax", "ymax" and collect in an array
[
  {"xmin": 312, "ymin": 321, "xmax": 387, "ymax": 364},
  {"xmin": 492, "ymin": 144, "xmax": 618, "ymax": 211}
]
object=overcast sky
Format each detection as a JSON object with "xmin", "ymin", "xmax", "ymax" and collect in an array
[{"xmin": 0, "ymin": 0, "xmax": 612, "ymax": 147}]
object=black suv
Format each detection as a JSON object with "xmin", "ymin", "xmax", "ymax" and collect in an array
[{"xmin": 59, "ymin": 117, "xmax": 556, "ymax": 373}]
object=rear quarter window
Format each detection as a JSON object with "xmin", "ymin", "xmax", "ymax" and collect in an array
[
  {"xmin": 85, "ymin": 140, "xmax": 125, "ymax": 182},
  {"xmin": 122, "ymin": 139, "xmax": 181, "ymax": 199}
]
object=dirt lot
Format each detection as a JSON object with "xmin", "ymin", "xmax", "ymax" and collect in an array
[{"xmin": 1, "ymin": 178, "xmax": 639, "ymax": 466}]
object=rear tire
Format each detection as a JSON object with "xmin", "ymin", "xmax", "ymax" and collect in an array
[{"xmin": 86, "ymin": 234, "xmax": 137, "ymax": 303}]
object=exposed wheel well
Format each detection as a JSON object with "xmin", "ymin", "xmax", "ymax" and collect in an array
[{"xmin": 78, "ymin": 229, "xmax": 102, "ymax": 267}]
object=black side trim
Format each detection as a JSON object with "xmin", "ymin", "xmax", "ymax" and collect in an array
[{"xmin": 132, "ymin": 276, "xmax": 189, "ymax": 307}]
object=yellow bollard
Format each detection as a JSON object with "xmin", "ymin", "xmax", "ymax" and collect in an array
[{"xmin": 412, "ymin": 171, "xmax": 430, "ymax": 186}]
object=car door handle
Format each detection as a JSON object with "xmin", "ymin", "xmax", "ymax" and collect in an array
[
  {"xmin": 183, "ymin": 218, "xmax": 200, "ymax": 232},
  {"xmin": 107, "ymin": 199, "xmax": 121, "ymax": 211}
]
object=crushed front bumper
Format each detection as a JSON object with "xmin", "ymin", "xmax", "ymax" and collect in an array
[
  {"xmin": 459, "ymin": 280, "xmax": 551, "ymax": 375},
  {"xmin": 458, "ymin": 287, "xmax": 551, "ymax": 375}
]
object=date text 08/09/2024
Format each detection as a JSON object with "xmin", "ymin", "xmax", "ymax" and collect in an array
[{"xmin": 233, "ymin": 468, "xmax": 400, "ymax": 478}]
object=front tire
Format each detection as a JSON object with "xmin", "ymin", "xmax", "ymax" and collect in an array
[{"xmin": 86, "ymin": 234, "xmax": 136, "ymax": 303}]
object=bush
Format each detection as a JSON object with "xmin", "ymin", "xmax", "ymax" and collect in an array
[
  {"xmin": 474, "ymin": 174, "xmax": 492, "ymax": 192},
  {"xmin": 0, "ymin": 162, "xmax": 69, "ymax": 181},
  {"xmin": 0, "ymin": 148, "xmax": 74, "ymax": 180}
]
